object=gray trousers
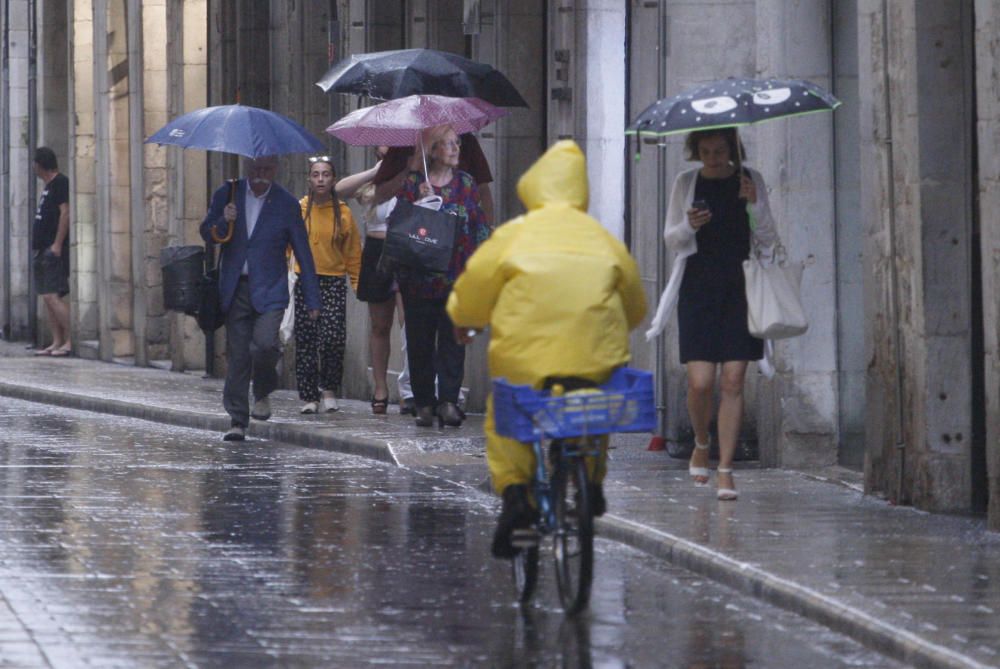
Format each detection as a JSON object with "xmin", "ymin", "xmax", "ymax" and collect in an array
[{"xmin": 223, "ymin": 279, "xmax": 284, "ymax": 427}]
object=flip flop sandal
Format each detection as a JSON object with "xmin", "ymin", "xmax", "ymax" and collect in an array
[
  {"xmin": 371, "ymin": 396, "xmax": 389, "ymax": 415},
  {"xmin": 49, "ymin": 349, "xmax": 71, "ymax": 357}
]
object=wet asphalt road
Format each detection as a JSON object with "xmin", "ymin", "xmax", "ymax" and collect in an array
[{"xmin": 0, "ymin": 398, "xmax": 902, "ymax": 668}]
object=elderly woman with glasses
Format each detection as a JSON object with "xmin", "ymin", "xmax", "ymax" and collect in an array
[
  {"xmin": 291, "ymin": 155, "xmax": 362, "ymax": 414},
  {"xmin": 393, "ymin": 124, "xmax": 491, "ymax": 427}
]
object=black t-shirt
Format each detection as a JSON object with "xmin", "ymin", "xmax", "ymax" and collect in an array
[{"xmin": 33, "ymin": 173, "xmax": 69, "ymax": 251}]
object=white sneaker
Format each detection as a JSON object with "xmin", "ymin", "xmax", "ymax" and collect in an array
[
  {"xmin": 300, "ymin": 401, "xmax": 319, "ymax": 414},
  {"xmin": 251, "ymin": 397, "xmax": 271, "ymax": 421},
  {"xmin": 321, "ymin": 396, "xmax": 340, "ymax": 413},
  {"xmin": 223, "ymin": 426, "xmax": 245, "ymax": 441}
]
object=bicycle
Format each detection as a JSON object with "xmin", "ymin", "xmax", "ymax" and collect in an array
[{"xmin": 492, "ymin": 367, "xmax": 655, "ymax": 615}]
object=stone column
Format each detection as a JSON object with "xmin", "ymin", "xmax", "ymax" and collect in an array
[
  {"xmin": 93, "ymin": 0, "xmax": 111, "ymax": 359},
  {"xmin": 69, "ymin": 0, "xmax": 98, "ymax": 353},
  {"xmin": 407, "ymin": 0, "xmax": 429, "ymax": 47},
  {"xmin": 164, "ymin": 0, "xmax": 190, "ymax": 372},
  {"xmin": 139, "ymin": 0, "xmax": 169, "ymax": 364},
  {"xmin": 144, "ymin": 0, "xmax": 169, "ymax": 371},
  {"xmin": 36, "ymin": 1, "xmax": 70, "ymax": 348},
  {"xmin": 580, "ymin": 0, "xmax": 625, "ymax": 240},
  {"xmin": 753, "ymin": 0, "xmax": 839, "ymax": 469},
  {"xmin": 480, "ymin": 0, "xmax": 544, "ymax": 224},
  {"xmin": 5, "ymin": 1, "xmax": 31, "ymax": 340},
  {"xmin": 178, "ymin": 0, "xmax": 209, "ymax": 370},
  {"xmin": 127, "ymin": 0, "xmax": 148, "ymax": 366},
  {"xmin": 37, "ymin": 1, "xmax": 69, "ymax": 168},
  {"xmin": 860, "ymin": 1, "xmax": 976, "ymax": 511},
  {"xmin": 103, "ymin": 0, "xmax": 134, "ymax": 360},
  {"xmin": 832, "ymin": 0, "xmax": 866, "ymax": 469},
  {"xmin": 974, "ymin": 0, "xmax": 1000, "ymax": 530}
]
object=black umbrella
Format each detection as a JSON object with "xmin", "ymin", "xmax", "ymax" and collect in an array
[
  {"xmin": 627, "ymin": 77, "xmax": 840, "ymax": 139},
  {"xmin": 316, "ymin": 48, "xmax": 528, "ymax": 108}
]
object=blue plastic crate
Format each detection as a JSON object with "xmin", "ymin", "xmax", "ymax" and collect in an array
[{"xmin": 492, "ymin": 367, "xmax": 656, "ymax": 443}]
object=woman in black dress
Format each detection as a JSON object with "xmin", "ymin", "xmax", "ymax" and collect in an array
[{"xmin": 662, "ymin": 128, "xmax": 778, "ymax": 500}]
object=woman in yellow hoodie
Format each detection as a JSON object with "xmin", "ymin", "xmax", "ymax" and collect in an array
[
  {"xmin": 293, "ymin": 156, "xmax": 362, "ymax": 414},
  {"xmin": 447, "ymin": 140, "xmax": 647, "ymax": 558}
]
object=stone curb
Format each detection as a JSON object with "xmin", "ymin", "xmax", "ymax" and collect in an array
[
  {"xmin": 597, "ymin": 515, "xmax": 991, "ymax": 669},
  {"xmin": 0, "ymin": 379, "xmax": 984, "ymax": 668},
  {"xmin": 0, "ymin": 382, "xmax": 398, "ymax": 466}
]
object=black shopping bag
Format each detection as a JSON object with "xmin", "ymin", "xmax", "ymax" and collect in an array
[
  {"xmin": 196, "ymin": 267, "xmax": 226, "ymax": 332},
  {"xmin": 381, "ymin": 198, "xmax": 457, "ymax": 274}
]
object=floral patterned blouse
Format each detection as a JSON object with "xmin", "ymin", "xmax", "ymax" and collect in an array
[{"xmin": 397, "ymin": 169, "xmax": 491, "ymax": 300}]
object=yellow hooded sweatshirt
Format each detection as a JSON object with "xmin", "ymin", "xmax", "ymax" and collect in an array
[{"xmin": 447, "ymin": 140, "xmax": 647, "ymax": 493}]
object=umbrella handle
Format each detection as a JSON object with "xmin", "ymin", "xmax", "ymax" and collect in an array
[
  {"xmin": 210, "ymin": 221, "xmax": 235, "ymax": 244},
  {"xmin": 420, "ymin": 135, "xmax": 429, "ymax": 183},
  {"xmin": 210, "ymin": 179, "xmax": 237, "ymax": 244},
  {"xmin": 733, "ymin": 127, "xmax": 746, "ymax": 199}
]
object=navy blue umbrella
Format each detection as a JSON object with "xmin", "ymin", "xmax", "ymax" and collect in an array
[
  {"xmin": 145, "ymin": 104, "xmax": 324, "ymax": 158},
  {"xmin": 627, "ymin": 77, "xmax": 840, "ymax": 139}
]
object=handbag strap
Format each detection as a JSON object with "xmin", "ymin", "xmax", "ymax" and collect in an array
[
  {"xmin": 415, "ymin": 194, "xmax": 444, "ymax": 211},
  {"xmin": 745, "ymin": 189, "xmax": 786, "ymax": 265},
  {"xmin": 750, "ymin": 236, "xmax": 787, "ymax": 265}
]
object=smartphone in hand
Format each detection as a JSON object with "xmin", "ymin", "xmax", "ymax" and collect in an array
[{"xmin": 691, "ymin": 198, "xmax": 709, "ymax": 212}]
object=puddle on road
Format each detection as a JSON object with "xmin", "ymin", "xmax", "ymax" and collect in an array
[{"xmin": 0, "ymin": 399, "xmax": 902, "ymax": 668}]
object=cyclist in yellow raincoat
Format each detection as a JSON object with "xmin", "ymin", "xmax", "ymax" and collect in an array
[{"xmin": 446, "ymin": 140, "xmax": 647, "ymax": 558}]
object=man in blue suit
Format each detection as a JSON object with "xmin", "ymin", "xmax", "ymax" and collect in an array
[{"xmin": 201, "ymin": 155, "xmax": 321, "ymax": 441}]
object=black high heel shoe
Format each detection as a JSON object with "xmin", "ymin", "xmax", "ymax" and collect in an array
[
  {"xmin": 415, "ymin": 405, "xmax": 435, "ymax": 427},
  {"xmin": 436, "ymin": 401, "xmax": 463, "ymax": 427}
]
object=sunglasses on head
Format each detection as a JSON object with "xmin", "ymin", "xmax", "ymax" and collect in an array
[{"xmin": 308, "ymin": 155, "xmax": 332, "ymax": 164}]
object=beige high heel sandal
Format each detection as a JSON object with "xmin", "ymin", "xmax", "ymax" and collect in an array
[
  {"xmin": 716, "ymin": 468, "xmax": 738, "ymax": 501},
  {"xmin": 689, "ymin": 440, "xmax": 710, "ymax": 486}
]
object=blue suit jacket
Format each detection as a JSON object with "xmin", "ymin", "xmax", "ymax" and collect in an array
[{"xmin": 200, "ymin": 179, "xmax": 321, "ymax": 314}]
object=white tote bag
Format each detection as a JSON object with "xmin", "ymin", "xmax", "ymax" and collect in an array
[
  {"xmin": 743, "ymin": 245, "xmax": 808, "ymax": 340},
  {"xmin": 279, "ymin": 262, "xmax": 297, "ymax": 344}
]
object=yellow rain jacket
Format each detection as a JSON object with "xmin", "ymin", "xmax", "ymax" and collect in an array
[{"xmin": 447, "ymin": 140, "xmax": 647, "ymax": 493}]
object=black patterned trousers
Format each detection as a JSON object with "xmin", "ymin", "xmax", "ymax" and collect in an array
[{"xmin": 293, "ymin": 274, "xmax": 347, "ymax": 402}]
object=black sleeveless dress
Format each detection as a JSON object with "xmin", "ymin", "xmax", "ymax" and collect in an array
[{"xmin": 677, "ymin": 171, "xmax": 764, "ymax": 363}]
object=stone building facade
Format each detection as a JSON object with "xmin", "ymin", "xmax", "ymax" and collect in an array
[{"xmin": 0, "ymin": 0, "xmax": 997, "ymax": 529}]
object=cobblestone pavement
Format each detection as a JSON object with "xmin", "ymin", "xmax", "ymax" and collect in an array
[
  {"xmin": 0, "ymin": 398, "xmax": 902, "ymax": 668},
  {"xmin": 0, "ymin": 344, "xmax": 998, "ymax": 667}
]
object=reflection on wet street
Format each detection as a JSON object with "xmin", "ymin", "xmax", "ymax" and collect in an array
[{"xmin": 0, "ymin": 398, "xmax": 900, "ymax": 667}]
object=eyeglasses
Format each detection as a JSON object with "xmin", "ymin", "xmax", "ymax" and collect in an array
[{"xmin": 308, "ymin": 155, "xmax": 332, "ymax": 164}]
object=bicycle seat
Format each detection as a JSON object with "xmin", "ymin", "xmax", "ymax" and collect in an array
[{"xmin": 542, "ymin": 376, "xmax": 597, "ymax": 392}]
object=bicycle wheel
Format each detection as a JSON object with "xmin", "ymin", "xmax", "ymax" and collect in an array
[
  {"xmin": 552, "ymin": 455, "xmax": 593, "ymax": 615},
  {"xmin": 511, "ymin": 544, "xmax": 539, "ymax": 605}
]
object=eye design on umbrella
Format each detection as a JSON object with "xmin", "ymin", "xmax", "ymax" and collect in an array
[
  {"xmin": 752, "ymin": 88, "xmax": 792, "ymax": 105},
  {"xmin": 691, "ymin": 96, "xmax": 738, "ymax": 115}
]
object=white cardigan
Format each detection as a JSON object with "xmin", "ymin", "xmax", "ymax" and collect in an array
[{"xmin": 645, "ymin": 166, "xmax": 779, "ymax": 342}]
